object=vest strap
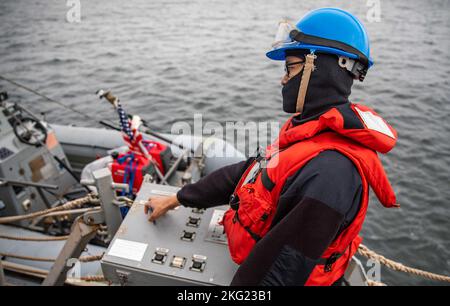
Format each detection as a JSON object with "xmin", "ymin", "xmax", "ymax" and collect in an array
[
  {"xmin": 261, "ymin": 168, "xmax": 275, "ymax": 191},
  {"xmin": 235, "ymin": 212, "xmax": 261, "ymax": 241},
  {"xmin": 317, "ymin": 246, "xmax": 349, "ymax": 273}
]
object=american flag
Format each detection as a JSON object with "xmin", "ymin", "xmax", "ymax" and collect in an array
[
  {"xmin": 117, "ymin": 103, "xmax": 147, "ymax": 156},
  {"xmin": 117, "ymin": 102, "xmax": 133, "ymax": 140}
]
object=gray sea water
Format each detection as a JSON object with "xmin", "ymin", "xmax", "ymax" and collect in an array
[{"xmin": 1, "ymin": 0, "xmax": 449, "ymax": 285}]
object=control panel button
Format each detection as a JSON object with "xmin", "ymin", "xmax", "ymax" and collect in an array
[
  {"xmin": 192, "ymin": 261, "xmax": 203, "ymax": 270},
  {"xmin": 154, "ymin": 254, "xmax": 164, "ymax": 261},
  {"xmin": 170, "ymin": 256, "xmax": 186, "ymax": 269},
  {"xmin": 151, "ymin": 247, "xmax": 169, "ymax": 265},
  {"xmin": 192, "ymin": 208, "xmax": 205, "ymax": 214},
  {"xmin": 186, "ymin": 216, "xmax": 201, "ymax": 228},
  {"xmin": 189, "ymin": 254, "xmax": 207, "ymax": 272},
  {"xmin": 181, "ymin": 230, "xmax": 196, "ymax": 242}
]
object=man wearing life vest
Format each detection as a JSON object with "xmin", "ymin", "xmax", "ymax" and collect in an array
[{"xmin": 144, "ymin": 8, "xmax": 399, "ymax": 286}]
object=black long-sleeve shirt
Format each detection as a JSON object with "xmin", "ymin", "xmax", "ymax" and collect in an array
[{"xmin": 177, "ymin": 150, "xmax": 362, "ymax": 285}]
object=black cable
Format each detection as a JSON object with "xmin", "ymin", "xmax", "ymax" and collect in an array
[{"xmin": 0, "ymin": 75, "xmax": 98, "ymax": 121}]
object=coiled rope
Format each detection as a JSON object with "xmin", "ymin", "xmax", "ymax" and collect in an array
[
  {"xmin": 0, "ymin": 194, "xmax": 98, "ymax": 224},
  {"xmin": 0, "ymin": 253, "xmax": 104, "ymax": 263},
  {"xmin": 77, "ymin": 275, "xmax": 108, "ymax": 282},
  {"xmin": 78, "ymin": 254, "xmax": 104, "ymax": 263},
  {"xmin": 358, "ymin": 244, "xmax": 450, "ymax": 283},
  {"xmin": 1, "ymin": 260, "xmax": 109, "ymax": 285},
  {"xmin": 0, "ymin": 234, "xmax": 69, "ymax": 241},
  {"xmin": 366, "ymin": 280, "xmax": 386, "ymax": 286}
]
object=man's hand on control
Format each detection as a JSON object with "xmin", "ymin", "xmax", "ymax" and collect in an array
[{"xmin": 144, "ymin": 195, "xmax": 180, "ymax": 222}]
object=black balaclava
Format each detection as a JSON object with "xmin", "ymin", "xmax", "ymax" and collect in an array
[{"xmin": 282, "ymin": 50, "xmax": 354, "ymax": 125}]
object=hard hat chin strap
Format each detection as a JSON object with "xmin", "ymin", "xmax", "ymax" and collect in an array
[{"xmin": 296, "ymin": 53, "xmax": 317, "ymax": 113}]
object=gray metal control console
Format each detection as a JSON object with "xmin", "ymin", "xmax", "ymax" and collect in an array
[
  {"xmin": 101, "ymin": 181, "xmax": 238, "ymax": 286},
  {"xmin": 0, "ymin": 99, "xmax": 75, "ymax": 226}
]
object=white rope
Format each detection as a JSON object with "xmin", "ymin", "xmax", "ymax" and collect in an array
[{"xmin": 358, "ymin": 244, "xmax": 450, "ymax": 283}]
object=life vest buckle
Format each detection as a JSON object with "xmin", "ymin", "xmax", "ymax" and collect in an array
[
  {"xmin": 229, "ymin": 194, "xmax": 240, "ymax": 211},
  {"xmin": 324, "ymin": 252, "xmax": 340, "ymax": 273}
]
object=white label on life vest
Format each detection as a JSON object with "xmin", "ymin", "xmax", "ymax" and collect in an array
[
  {"xmin": 355, "ymin": 107, "xmax": 395, "ymax": 139},
  {"xmin": 108, "ymin": 239, "xmax": 148, "ymax": 262}
]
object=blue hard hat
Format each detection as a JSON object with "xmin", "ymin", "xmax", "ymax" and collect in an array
[{"xmin": 267, "ymin": 8, "xmax": 373, "ymax": 68}]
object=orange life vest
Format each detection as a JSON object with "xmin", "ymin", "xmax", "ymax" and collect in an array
[{"xmin": 222, "ymin": 103, "xmax": 398, "ymax": 286}]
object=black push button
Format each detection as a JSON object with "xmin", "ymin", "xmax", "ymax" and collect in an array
[
  {"xmin": 151, "ymin": 247, "xmax": 169, "ymax": 265},
  {"xmin": 189, "ymin": 254, "xmax": 207, "ymax": 272},
  {"xmin": 181, "ymin": 230, "xmax": 196, "ymax": 242},
  {"xmin": 154, "ymin": 254, "xmax": 164, "ymax": 261},
  {"xmin": 186, "ymin": 216, "xmax": 201, "ymax": 227},
  {"xmin": 192, "ymin": 261, "xmax": 203, "ymax": 270}
]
